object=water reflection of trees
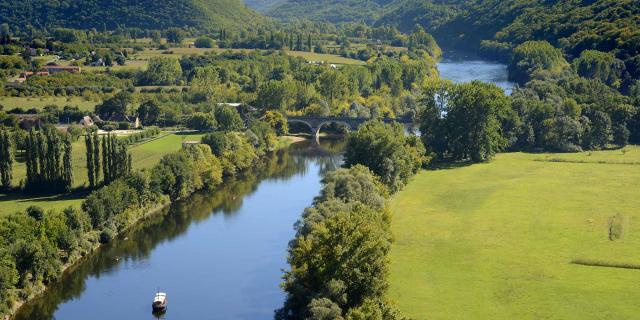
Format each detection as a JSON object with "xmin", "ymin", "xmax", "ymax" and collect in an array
[{"xmin": 13, "ymin": 140, "xmax": 345, "ymax": 320}]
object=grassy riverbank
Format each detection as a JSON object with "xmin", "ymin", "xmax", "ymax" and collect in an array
[{"xmin": 388, "ymin": 146, "xmax": 640, "ymax": 319}]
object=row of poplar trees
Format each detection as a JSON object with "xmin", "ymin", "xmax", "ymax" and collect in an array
[
  {"xmin": 85, "ymin": 131, "xmax": 132, "ymax": 189},
  {"xmin": 0, "ymin": 129, "xmax": 13, "ymax": 189},
  {"xmin": 24, "ymin": 127, "xmax": 73, "ymax": 193}
]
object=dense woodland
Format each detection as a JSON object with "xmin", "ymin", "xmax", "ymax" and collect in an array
[{"xmin": 0, "ymin": 0, "xmax": 268, "ymax": 31}]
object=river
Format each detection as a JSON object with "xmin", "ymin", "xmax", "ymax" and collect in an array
[
  {"xmin": 438, "ymin": 50, "xmax": 516, "ymax": 94},
  {"xmin": 14, "ymin": 140, "xmax": 345, "ymax": 320},
  {"xmin": 13, "ymin": 52, "xmax": 514, "ymax": 320}
]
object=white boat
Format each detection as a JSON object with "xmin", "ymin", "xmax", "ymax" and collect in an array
[{"xmin": 152, "ymin": 291, "xmax": 168, "ymax": 312}]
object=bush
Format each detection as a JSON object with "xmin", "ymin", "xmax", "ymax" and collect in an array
[
  {"xmin": 118, "ymin": 122, "xmax": 130, "ymax": 130},
  {"xmin": 195, "ymin": 36, "xmax": 215, "ymax": 48},
  {"xmin": 99, "ymin": 227, "xmax": 116, "ymax": 244}
]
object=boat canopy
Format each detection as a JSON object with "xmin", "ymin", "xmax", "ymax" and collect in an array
[{"xmin": 154, "ymin": 293, "xmax": 167, "ymax": 303}]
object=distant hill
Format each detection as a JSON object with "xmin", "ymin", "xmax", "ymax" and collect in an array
[
  {"xmin": 377, "ymin": 0, "xmax": 640, "ymax": 60},
  {"xmin": 0, "ymin": 0, "xmax": 268, "ymax": 31},
  {"xmin": 243, "ymin": 0, "xmax": 281, "ymax": 12},
  {"xmin": 265, "ymin": 0, "xmax": 395, "ymax": 24}
]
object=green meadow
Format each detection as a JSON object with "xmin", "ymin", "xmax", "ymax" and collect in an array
[{"xmin": 389, "ymin": 146, "xmax": 640, "ymax": 319}]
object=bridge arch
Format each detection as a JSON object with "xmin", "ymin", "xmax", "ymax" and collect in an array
[
  {"xmin": 314, "ymin": 121, "xmax": 353, "ymax": 138},
  {"xmin": 287, "ymin": 119, "xmax": 315, "ymax": 135}
]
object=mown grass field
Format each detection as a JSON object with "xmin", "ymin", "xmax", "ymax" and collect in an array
[
  {"xmin": 0, "ymin": 132, "xmax": 204, "ymax": 214},
  {"xmin": 388, "ymin": 146, "xmax": 640, "ymax": 319},
  {"xmin": 0, "ymin": 96, "xmax": 98, "ymax": 111}
]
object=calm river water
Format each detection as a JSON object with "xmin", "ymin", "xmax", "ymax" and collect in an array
[
  {"xmin": 14, "ymin": 140, "xmax": 345, "ymax": 320},
  {"xmin": 14, "ymin": 52, "xmax": 513, "ymax": 320},
  {"xmin": 438, "ymin": 50, "xmax": 516, "ymax": 94}
]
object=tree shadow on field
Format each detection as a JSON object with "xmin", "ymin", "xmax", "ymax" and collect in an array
[
  {"xmin": 0, "ymin": 190, "xmax": 90, "ymax": 206},
  {"xmin": 427, "ymin": 159, "xmax": 475, "ymax": 171}
]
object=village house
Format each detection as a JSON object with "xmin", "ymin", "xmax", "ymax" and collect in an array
[{"xmin": 79, "ymin": 115, "xmax": 95, "ymax": 127}]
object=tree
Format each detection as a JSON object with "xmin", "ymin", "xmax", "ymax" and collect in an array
[
  {"xmin": 24, "ymin": 126, "xmax": 71, "ymax": 193},
  {"xmin": 141, "ymin": 57, "xmax": 182, "ymax": 86},
  {"xmin": 261, "ymin": 111, "xmax": 289, "ymax": 135},
  {"xmin": 215, "ymin": 105, "xmax": 244, "ymax": 131},
  {"xmin": 0, "ymin": 248, "xmax": 18, "ymax": 314},
  {"xmin": 316, "ymin": 165, "xmax": 387, "ymax": 210},
  {"xmin": 542, "ymin": 116, "xmax": 583, "ymax": 152},
  {"xmin": 0, "ymin": 129, "xmax": 12, "ymax": 189},
  {"xmin": 345, "ymin": 121, "xmax": 425, "ymax": 192},
  {"xmin": 509, "ymin": 41, "xmax": 569, "ymax": 84},
  {"xmin": 187, "ymin": 112, "xmax": 217, "ymax": 130},
  {"xmin": 446, "ymin": 81, "xmax": 511, "ymax": 161},
  {"xmin": 165, "ymin": 28, "xmax": 185, "ymax": 44},
  {"xmin": 281, "ymin": 202, "xmax": 392, "ymax": 318},
  {"xmin": 256, "ymin": 79, "xmax": 297, "ymax": 111},
  {"xmin": 150, "ymin": 152, "xmax": 195, "ymax": 201},
  {"xmin": 95, "ymin": 91, "xmax": 132, "ymax": 118},
  {"xmin": 582, "ymin": 110, "xmax": 612, "ymax": 149},
  {"xmin": 573, "ymin": 50, "xmax": 624, "ymax": 87},
  {"xmin": 194, "ymin": 36, "xmax": 215, "ymax": 48},
  {"xmin": 317, "ymin": 69, "xmax": 348, "ymax": 107},
  {"xmin": 84, "ymin": 131, "xmax": 98, "ymax": 189},
  {"xmin": 150, "ymin": 30, "xmax": 162, "ymax": 44},
  {"xmin": 62, "ymin": 135, "xmax": 73, "ymax": 192},
  {"xmin": 137, "ymin": 99, "xmax": 161, "ymax": 125},
  {"xmin": 92, "ymin": 131, "xmax": 101, "ymax": 186}
]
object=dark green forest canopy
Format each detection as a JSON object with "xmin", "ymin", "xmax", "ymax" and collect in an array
[
  {"xmin": 265, "ymin": 0, "xmax": 394, "ymax": 24},
  {"xmin": 0, "ymin": 0, "xmax": 268, "ymax": 31},
  {"xmin": 378, "ymin": 0, "xmax": 640, "ymax": 60}
]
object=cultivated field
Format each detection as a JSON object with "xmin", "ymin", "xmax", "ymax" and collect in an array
[
  {"xmin": 0, "ymin": 132, "xmax": 204, "ymax": 214},
  {"xmin": 389, "ymin": 146, "xmax": 640, "ymax": 319}
]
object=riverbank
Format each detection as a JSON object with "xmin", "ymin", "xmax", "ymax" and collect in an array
[
  {"xmin": 4, "ymin": 198, "xmax": 171, "ymax": 320},
  {"xmin": 388, "ymin": 147, "xmax": 640, "ymax": 319},
  {"xmin": 12, "ymin": 139, "xmax": 345, "ymax": 319},
  {"xmin": 5, "ymin": 135, "xmax": 307, "ymax": 320}
]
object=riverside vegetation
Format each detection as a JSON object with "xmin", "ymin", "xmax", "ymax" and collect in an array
[
  {"xmin": 279, "ymin": 121, "xmax": 427, "ymax": 319},
  {"xmin": 0, "ymin": 115, "xmax": 278, "ymax": 315}
]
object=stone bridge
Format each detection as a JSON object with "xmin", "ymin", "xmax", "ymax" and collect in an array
[{"xmin": 287, "ymin": 116, "xmax": 413, "ymax": 140}]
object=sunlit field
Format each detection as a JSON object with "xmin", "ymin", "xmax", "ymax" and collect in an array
[{"xmin": 389, "ymin": 146, "xmax": 640, "ymax": 319}]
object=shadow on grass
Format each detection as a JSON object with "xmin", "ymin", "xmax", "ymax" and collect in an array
[
  {"xmin": 427, "ymin": 159, "xmax": 475, "ymax": 171},
  {"xmin": 0, "ymin": 189, "xmax": 90, "ymax": 205}
]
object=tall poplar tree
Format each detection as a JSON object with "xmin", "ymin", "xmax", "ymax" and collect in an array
[
  {"xmin": 0, "ymin": 130, "xmax": 13, "ymax": 189},
  {"xmin": 85, "ymin": 131, "xmax": 95, "ymax": 188},
  {"xmin": 92, "ymin": 131, "xmax": 100, "ymax": 185},
  {"xmin": 63, "ymin": 135, "xmax": 73, "ymax": 192}
]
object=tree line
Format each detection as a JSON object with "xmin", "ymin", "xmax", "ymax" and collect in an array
[
  {"xmin": 85, "ymin": 131, "xmax": 131, "ymax": 189},
  {"xmin": 280, "ymin": 120, "xmax": 428, "ymax": 319}
]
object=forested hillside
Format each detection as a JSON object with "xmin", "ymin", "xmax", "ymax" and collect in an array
[
  {"xmin": 265, "ymin": 0, "xmax": 393, "ymax": 23},
  {"xmin": 243, "ymin": 0, "xmax": 280, "ymax": 11},
  {"xmin": 379, "ymin": 0, "xmax": 639, "ymax": 59},
  {"xmin": 0, "ymin": 0, "xmax": 268, "ymax": 31}
]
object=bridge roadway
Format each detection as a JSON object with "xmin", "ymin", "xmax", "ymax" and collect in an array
[{"xmin": 287, "ymin": 116, "xmax": 413, "ymax": 140}]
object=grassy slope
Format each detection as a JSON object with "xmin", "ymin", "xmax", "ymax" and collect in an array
[
  {"xmin": 0, "ymin": 132, "xmax": 204, "ymax": 214},
  {"xmin": 389, "ymin": 146, "xmax": 640, "ymax": 319}
]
